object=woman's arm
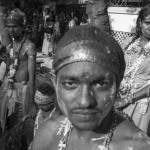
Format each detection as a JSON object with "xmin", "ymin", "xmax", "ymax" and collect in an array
[{"xmin": 115, "ymin": 84, "xmax": 150, "ymax": 108}]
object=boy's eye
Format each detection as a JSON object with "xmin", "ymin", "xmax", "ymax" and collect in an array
[
  {"xmin": 143, "ymin": 21, "xmax": 150, "ymax": 25},
  {"xmin": 63, "ymin": 81, "xmax": 77, "ymax": 88},
  {"xmin": 93, "ymin": 80, "xmax": 110, "ymax": 88}
]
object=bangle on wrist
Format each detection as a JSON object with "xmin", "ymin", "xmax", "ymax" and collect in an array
[{"xmin": 126, "ymin": 93, "xmax": 134, "ymax": 104}]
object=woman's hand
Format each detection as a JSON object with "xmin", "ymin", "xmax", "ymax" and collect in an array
[{"xmin": 120, "ymin": 82, "xmax": 131, "ymax": 95}]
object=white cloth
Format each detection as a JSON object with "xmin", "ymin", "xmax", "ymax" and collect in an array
[
  {"xmin": 68, "ymin": 19, "xmax": 76, "ymax": 29},
  {"xmin": 0, "ymin": 61, "xmax": 6, "ymax": 81},
  {"xmin": 41, "ymin": 57, "xmax": 53, "ymax": 69},
  {"xmin": 42, "ymin": 33, "xmax": 54, "ymax": 55}
]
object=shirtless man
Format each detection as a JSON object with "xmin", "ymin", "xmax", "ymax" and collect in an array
[
  {"xmin": 32, "ymin": 25, "xmax": 150, "ymax": 150},
  {"xmin": 0, "ymin": 9, "xmax": 36, "ymax": 137}
]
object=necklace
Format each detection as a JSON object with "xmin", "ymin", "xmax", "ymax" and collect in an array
[
  {"xmin": 33, "ymin": 107, "xmax": 56, "ymax": 137},
  {"xmin": 7, "ymin": 36, "xmax": 26, "ymax": 89},
  {"xmin": 57, "ymin": 118, "xmax": 73, "ymax": 150},
  {"xmin": 57, "ymin": 110, "xmax": 117, "ymax": 150},
  {"xmin": 96, "ymin": 110, "xmax": 117, "ymax": 150},
  {"xmin": 115, "ymin": 109, "xmax": 134, "ymax": 123}
]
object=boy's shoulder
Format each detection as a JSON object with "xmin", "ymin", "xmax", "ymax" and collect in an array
[
  {"xmin": 112, "ymin": 115, "xmax": 150, "ymax": 150},
  {"xmin": 32, "ymin": 115, "xmax": 66, "ymax": 150},
  {"xmin": 37, "ymin": 115, "xmax": 65, "ymax": 136}
]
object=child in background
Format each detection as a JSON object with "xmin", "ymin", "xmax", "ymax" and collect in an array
[{"xmin": 34, "ymin": 83, "xmax": 61, "ymax": 136}]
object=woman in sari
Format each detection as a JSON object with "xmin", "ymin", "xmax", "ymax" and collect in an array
[{"xmin": 115, "ymin": 4, "xmax": 150, "ymax": 135}]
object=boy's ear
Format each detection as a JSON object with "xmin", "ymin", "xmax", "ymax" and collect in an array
[{"xmin": 50, "ymin": 70, "xmax": 57, "ymax": 88}]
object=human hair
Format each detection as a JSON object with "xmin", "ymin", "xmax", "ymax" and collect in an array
[
  {"xmin": 136, "ymin": 4, "xmax": 150, "ymax": 38},
  {"xmin": 125, "ymin": 4, "xmax": 150, "ymax": 50},
  {"xmin": 37, "ymin": 83, "xmax": 55, "ymax": 96}
]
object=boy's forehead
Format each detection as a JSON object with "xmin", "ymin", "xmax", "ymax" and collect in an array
[
  {"xmin": 57, "ymin": 61, "xmax": 114, "ymax": 80},
  {"xmin": 35, "ymin": 90, "xmax": 49, "ymax": 97},
  {"xmin": 34, "ymin": 90, "xmax": 53, "ymax": 104},
  {"xmin": 53, "ymin": 26, "xmax": 125, "ymax": 84}
]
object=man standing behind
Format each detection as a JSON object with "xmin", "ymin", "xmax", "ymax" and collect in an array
[
  {"xmin": 32, "ymin": 25, "xmax": 150, "ymax": 150},
  {"xmin": 0, "ymin": 9, "xmax": 36, "ymax": 136}
]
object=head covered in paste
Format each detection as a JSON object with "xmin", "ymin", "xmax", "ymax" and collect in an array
[
  {"xmin": 53, "ymin": 25, "xmax": 125, "ymax": 86},
  {"xmin": 35, "ymin": 83, "xmax": 55, "ymax": 105},
  {"xmin": 6, "ymin": 9, "xmax": 26, "ymax": 27}
]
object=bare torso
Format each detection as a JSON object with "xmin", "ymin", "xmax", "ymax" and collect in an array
[
  {"xmin": 7, "ymin": 38, "xmax": 36, "ymax": 83},
  {"xmin": 31, "ymin": 114, "xmax": 150, "ymax": 150},
  {"xmin": 15, "ymin": 49, "xmax": 28, "ymax": 82}
]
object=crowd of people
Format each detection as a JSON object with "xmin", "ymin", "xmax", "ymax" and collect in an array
[
  {"xmin": 0, "ymin": 1, "xmax": 150, "ymax": 150},
  {"xmin": 30, "ymin": 9, "xmax": 89, "ymax": 55}
]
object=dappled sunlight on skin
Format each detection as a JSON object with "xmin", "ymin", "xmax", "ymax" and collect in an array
[
  {"xmin": 97, "ymin": 82, "xmax": 116, "ymax": 127},
  {"xmin": 90, "ymin": 91, "xmax": 94, "ymax": 96},
  {"xmin": 58, "ymin": 99, "xmax": 68, "ymax": 117},
  {"xmin": 104, "ymin": 98, "xmax": 111, "ymax": 110},
  {"xmin": 55, "ymin": 84, "xmax": 69, "ymax": 117}
]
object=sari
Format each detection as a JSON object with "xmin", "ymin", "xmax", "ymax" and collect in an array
[{"xmin": 121, "ymin": 37, "xmax": 150, "ymax": 133}]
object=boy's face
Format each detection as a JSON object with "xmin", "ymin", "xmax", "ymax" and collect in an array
[
  {"xmin": 47, "ymin": 21, "xmax": 54, "ymax": 26},
  {"xmin": 53, "ymin": 61, "xmax": 117, "ymax": 130},
  {"xmin": 34, "ymin": 90, "xmax": 54, "ymax": 112},
  {"xmin": 6, "ymin": 24, "xmax": 22, "ymax": 39}
]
